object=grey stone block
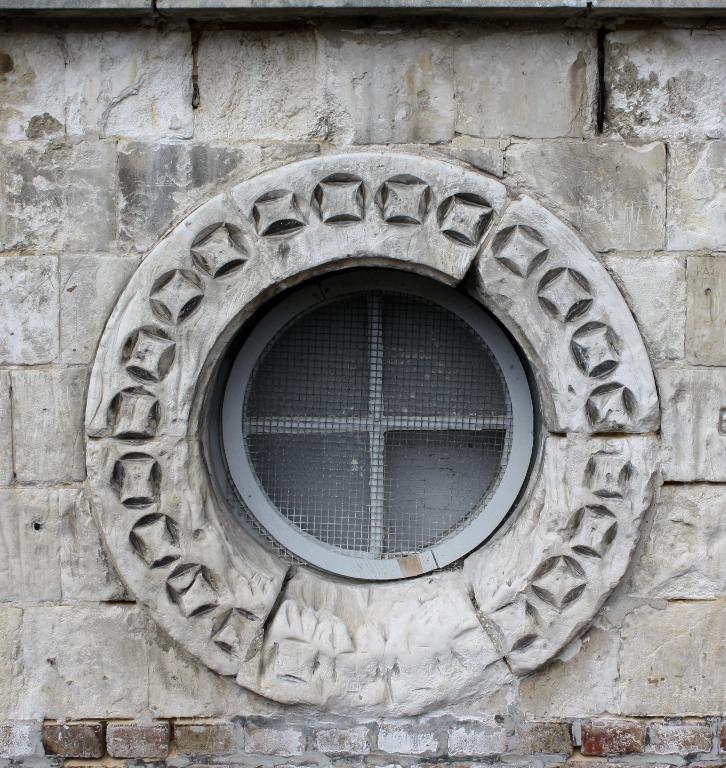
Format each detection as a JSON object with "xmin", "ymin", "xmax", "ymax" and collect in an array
[
  {"xmin": 455, "ymin": 28, "xmax": 596, "ymax": 139},
  {"xmin": 506, "ymin": 140, "xmax": 666, "ymax": 251},
  {"xmin": 0, "ymin": 609, "xmax": 23, "ymax": 720},
  {"xmin": 0, "ymin": 373, "xmax": 12, "ymax": 485},
  {"xmin": 11, "ymin": 368, "xmax": 87, "ymax": 484},
  {"xmin": 0, "ymin": 256, "xmax": 58, "ymax": 365},
  {"xmin": 686, "ymin": 255, "xmax": 726, "ymax": 364}
]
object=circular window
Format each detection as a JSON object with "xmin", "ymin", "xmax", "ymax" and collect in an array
[{"xmin": 221, "ymin": 271, "xmax": 534, "ymax": 580}]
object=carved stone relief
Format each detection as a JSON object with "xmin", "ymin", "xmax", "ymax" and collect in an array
[{"xmin": 86, "ymin": 153, "xmax": 660, "ymax": 715}]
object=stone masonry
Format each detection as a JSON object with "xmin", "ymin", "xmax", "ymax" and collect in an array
[{"xmin": 0, "ymin": 3, "xmax": 725, "ymax": 767}]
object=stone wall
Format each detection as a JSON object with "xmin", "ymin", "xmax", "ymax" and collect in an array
[{"xmin": 1, "ymin": 8, "xmax": 725, "ymax": 767}]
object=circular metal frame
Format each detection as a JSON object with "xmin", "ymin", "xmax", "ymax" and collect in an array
[{"xmin": 222, "ymin": 270, "xmax": 535, "ymax": 580}]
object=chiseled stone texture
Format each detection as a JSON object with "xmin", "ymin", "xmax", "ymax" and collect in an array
[
  {"xmin": 646, "ymin": 721, "xmax": 713, "ymax": 755},
  {"xmin": 0, "ymin": 608, "xmax": 23, "ymax": 720},
  {"xmin": 0, "ymin": 372, "xmax": 13, "ymax": 485},
  {"xmin": 658, "ymin": 367, "xmax": 726, "ymax": 481},
  {"xmin": 618, "ymin": 603, "xmax": 726, "ymax": 715},
  {"xmin": 11, "ymin": 368, "xmax": 86, "ymax": 484},
  {"xmin": 243, "ymin": 722, "xmax": 306, "ymax": 756},
  {"xmin": 630, "ymin": 484, "xmax": 726, "ymax": 599},
  {"xmin": 606, "ymin": 28, "xmax": 726, "ymax": 141},
  {"xmin": 446, "ymin": 723, "xmax": 508, "ymax": 757},
  {"xmin": 0, "ymin": 256, "xmax": 58, "ymax": 364},
  {"xmin": 377, "ymin": 723, "xmax": 439, "ymax": 755},
  {"xmin": 506, "ymin": 140, "xmax": 666, "ymax": 251},
  {"xmin": 604, "ymin": 252, "xmax": 685, "ymax": 362},
  {"xmin": 667, "ymin": 142, "xmax": 726, "ymax": 252},
  {"xmin": 455, "ymin": 28, "xmax": 596, "ymax": 139},
  {"xmin": 686, "ymin": 255, "xmax": 726, "ymax": 365}
]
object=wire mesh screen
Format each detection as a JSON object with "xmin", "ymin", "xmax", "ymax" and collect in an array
[{"xmin": 241, "ymin": 289, "xmax": 513, "ymax": 560}]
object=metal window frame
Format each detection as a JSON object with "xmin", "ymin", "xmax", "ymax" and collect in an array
[{"xmin": 222, "ymin": 270, "xmax": 535, "ymax": 580}]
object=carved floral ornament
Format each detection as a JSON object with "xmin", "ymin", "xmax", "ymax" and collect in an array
[{"xmin": 86, "ymin": 153, "xmax": 660, "ymax": 715}]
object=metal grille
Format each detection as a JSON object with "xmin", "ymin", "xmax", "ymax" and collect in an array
[{"xmin": 241, "ymin": 289, "xmax": 513, "ymax": 560}]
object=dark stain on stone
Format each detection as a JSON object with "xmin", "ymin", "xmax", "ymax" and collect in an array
[
  {"xmin": 0, "ymin": 52, "xmax": 14, "ymax": 76},
  {"xmin": 25, "ymin": 112, "xmax": 63, "ymax": 139}
]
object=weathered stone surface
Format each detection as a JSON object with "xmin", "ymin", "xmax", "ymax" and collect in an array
[
  {"xmin": 59, "ymin": 489, "xmax": 127, "ymax": 602},
  {"xmin": 0, "ymin": 32, "xmax": 66, "ymax": 142},
  {"xmin": 513, "ymin": 722, "xmax": 573, "ymax": 755},
  {"xmin": 0, "ymin": 372, "xmax": 12, "ymax": 485},
  {"xmin": 0, "ymin": 722, "xmax": 39, "ymax": 758},
  {"xmin": 173, "ymin": 721, "xmax": 235, "ymax": 755},
  {"xmin": 606, "ymin": 29, "xmax": 726, "ymax": 140},
  {"xmin": 440, "ymin": 136, "xmax": 506, "ymax": 177},
  {"xmin": 630, "ymin": 484, "xmax": 726, "ymax": 599},
  {"xmin": 668, "ymin": 143, "xmax": 726, "ymax": 251},
  {"xmin": 314, "ymin": 726, "xmax": 370, "ymax": 755},
  {"xmin": 0, "ymin": 256, "xmax": 58, "ymax": 364},
  {"xmin": 118, "ymin": 141, "xmax": 319, "ymax": 253},
  {"xmin": 320, "ymin": 25, "xmax": 454, "ymax": 144},
  {"xmin": 646, "ymin": 721, "xmax": 712, "ymax": 755},
  {"xmin": 0, "ymin": 608, "xmax": 23, "ymax": 720},
  {"xmin": 604, "ymin": 252, "xmax": 685, "ymax": 362},
  {"xmin": 0, "ymin": 141, "xmax": 117, "ymax": 254},
  {"xmin": 0, "ymin": 489, "xmax": 61, "ymax": 602},
  {"xmin": 60, "ymin": 256, "xmax": 140, "ymax": 365},
  {"xmin": 506, "ymin": 140, "xmax": 666, "ymax": 251},
  {"xmin": 378, "ymin": 723, "xmax": 439, "ymax": 755},
  {"xmin": 519, "ymin": 628, "xmax": 619, "ymax": 718},
  {"xmin": 659, "ymin": 367, "xmax": 726, "ymax": 481},
  {"xmin": 446, "ymin": 723, "xmax": 507, "ymax": 757},
  {"xmin": 64, "ymin": 29, "xmax": 192, "ymax": 139},
  {"xmin": 455, "ymin": 28, "xmax": 595, "ymax": 138},
  {"xmin": 42, "ymin": 722, "xmax": 104, "ymax": 758},
  {"xmin": 243, "ymin": 723, "xmax": 305, "ymax": 755},
  {"xmin": 11, "ymin": 368, "xmax": 86, "ymax": 483},
  {"xmin": 618, "ymin": 603, "xmax": 726, "ymax": 715},
  {"xmin": 581, "ymin": 721, "xmax": 646, "ymax": 755},
  {"xmin": 687, "ymin": 256, "xmax": 726, "ymax": 364},
  {"xmin": 106, "ymin": 722, "xmax": 170, "ymax": 759}
]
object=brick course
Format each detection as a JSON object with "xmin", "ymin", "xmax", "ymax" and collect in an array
[
  {"xmin": 106, "ymin": 722, "xmax": 170, "ymax": 759},
  {"xmin": 42, "ymin": 722, "xmax": 104, "ymax": 758},
  {"xmin": 581, "ymin": 721, "xmax": 647, "ymax": 756}
]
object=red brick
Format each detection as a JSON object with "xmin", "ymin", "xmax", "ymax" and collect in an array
[
  {"xmin": 515, "ymin": 722, "xmax": 573, "ymax": 755},
  {"xmin": 581, "ymin": 721, "xmax": 646, "ymax": 756},
  {"xmin": 42, "ymin": 722, "xmax": 104, "ymax": 758},
  {"xmin": 174, "ymin": 722, "xmax": 235, "ymax": 756},
  {"xmin": 106, "ymin": 722, "xmax": 170, "ymax": 759},
  {"xmin": 648, "ymin": 721, "xmax": 712, "ymax": 755}
]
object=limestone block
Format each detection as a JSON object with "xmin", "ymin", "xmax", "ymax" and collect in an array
[
  {"xmin": 195, "ymin": 29, "xmax": 324, "ymax": 142},
  {"xmin": 377, "ymin": 723, "xmax": 439, "ymax": 755},
  {"xmin": 0, "ymin": 722, "xmax": 39, "ymax": 758},
  {"xmin": 60, "ymin": 256, "xmax": 140, "ymax": 364},
  {"xmin": 687, "ymin": 256, "xmax": 726, "ymax": 364},
  {"xmin": 313, "ymin": 726, "xmax": 370, "ymax": 755},
  {"xmin": 667, "ymin": 142, "xmax": 726, "ymax": 252},
  {"xmin": 11, "ymin": 368, "xmax": 87, "ymax": 483},
  {"xmin": 20, "ymin": 606, "xmax": 150, "ymax": 719},
  {"xmin": 0, "ymin": 141, "xmax": 117, "ymax": 254},
  {"xmin": 646, "ymin": 721, "xmax": 713, "ymax": 755},
  {"xmin": 658, "ymin": 367, "xmax": 726, "ymax": 481},
  {"xmin": 519, "ymin": 628, "xmax": 619, "ymax": 718},
  {"xmin": 446, "ymin": 723, "xmax": 507, "ymax": 756},
  {"xmin": 118, "ymin": 141, "xmax": 320, "ymax": 253},
  {"xmin": 455, "ymin": 28, "xmax": 596, "ymax": 139},
  {"xmin": 0, "ymin": 608, "xmax": 23, "ymax": 720},
  {"xmin": 606, "ymin": 29, "xmax": 726, "ymax": 141},
  {"xmin": 630, "ymin": 484, "xmax": 726, "ymax": 599},
  {"xmin": 243, "ymin": 723, "xmax": 305, "ymax": 755},
  {"xmin": 603, "ymin": 253, "xmax": 685, "ymax": 363},
  {"xmin": 64, "ymin": 29, "xmax": 193, "ymax": 139},
  {"xmin": 59, "ymin": 489, "xmax": 127, "ymax": 602},
  {"xmin": 0, "ymin": 32, "xmax": 66, "ymax": 141},
  {"xmin": 440, "ymin": 137, "xmax": 506, "ymax": 177},
  {"xmin": 618, "ymin": 603, "xmax": 726, "ymax": 715},
  {"xmin": 319, "ymin": 26, "xmax": 454, "ymax": 144},
  {"xmin": 0, "ymin": 372, "xmax": 12, "ymax": 485},
  {"xmin": 0, "ymin": 489, "xmax": 61, "ymax": 602},
  {"xmin": 506, "ymin": 140, "xmax": 666, "ymax": 251},
  {"xmin": 0, "ymin": 256, "xmax": 58, "ymax": 365}
]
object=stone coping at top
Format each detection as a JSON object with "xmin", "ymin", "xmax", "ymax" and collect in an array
[{"xmin": 1, "ymin": 0, "xmax": 724, "ymax": 14}]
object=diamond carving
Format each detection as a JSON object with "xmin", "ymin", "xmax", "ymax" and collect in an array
[
  {"xmin": 252, "ymin": 190, "xmax": 306, "ymax": 237},
  {"xmin": 130, "ymin": 513, "xmax": 181, "ymax": 568},
  {"xmin": 212, "ymin": 607, "xmax": 260, "ymax": 659},
  {"xmin": 537, "ymin": 268, "xmax": 593, "ymax": 322},
  {"xmin": 586, "ymin": 383, "xmax": 636, "ymax": 429},
  {"xmin": 111, "ymin": 453, "xmax": 161, "ymax": 508},
  {"xmin": 313, "ymin": 174, "xmax": 365, "ymax": 224},
  {"xmin": 437, "ymin": 193, "xmax": 492, "ymax": 246},
  {"xmin": 122, "ymin": 328, "xmax": 176, "ymax": 383},
  {"xmin": 566, "ymin": 505, "xmax": 617, "ymax": 558},
  {"xmin": 531, "ymin": 556, "xmax": 586, "ymax": 609},
  {"xmin": 107, "ymin": 387, "xmax": 159, "ymax": 439},
  {"xmin": 149, "ymin": 269, "xmax": 204, "ymax": 325},
  {"xmin": 571, "ymin": 322, "xmax": 620, "ymax": 378},
  {"xmin": 585, "ymin": 452, "xmax": 634, "ymax": 499},
  {"xmin": 492, "ymin": 224, "xmax": 548, "ymax": 277},
  {"xmin": 191, "ymin": 223, "xmax": 247, "ymax": 278},
  {"xmin": 491, "ymin": 598, "xmax": 541, "ymax": 654},
  {"xmin": 166, "ymin": 563, "xmax": 218, "ymax": 618},
  {"xmin": 377, "ymin": 175, "xmax": 431, "ymax": 225}
]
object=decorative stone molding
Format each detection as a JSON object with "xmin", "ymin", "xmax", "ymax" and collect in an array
[{"xmin": 86, "ymin": 152, "xmax": 660, "ymax": 715}]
